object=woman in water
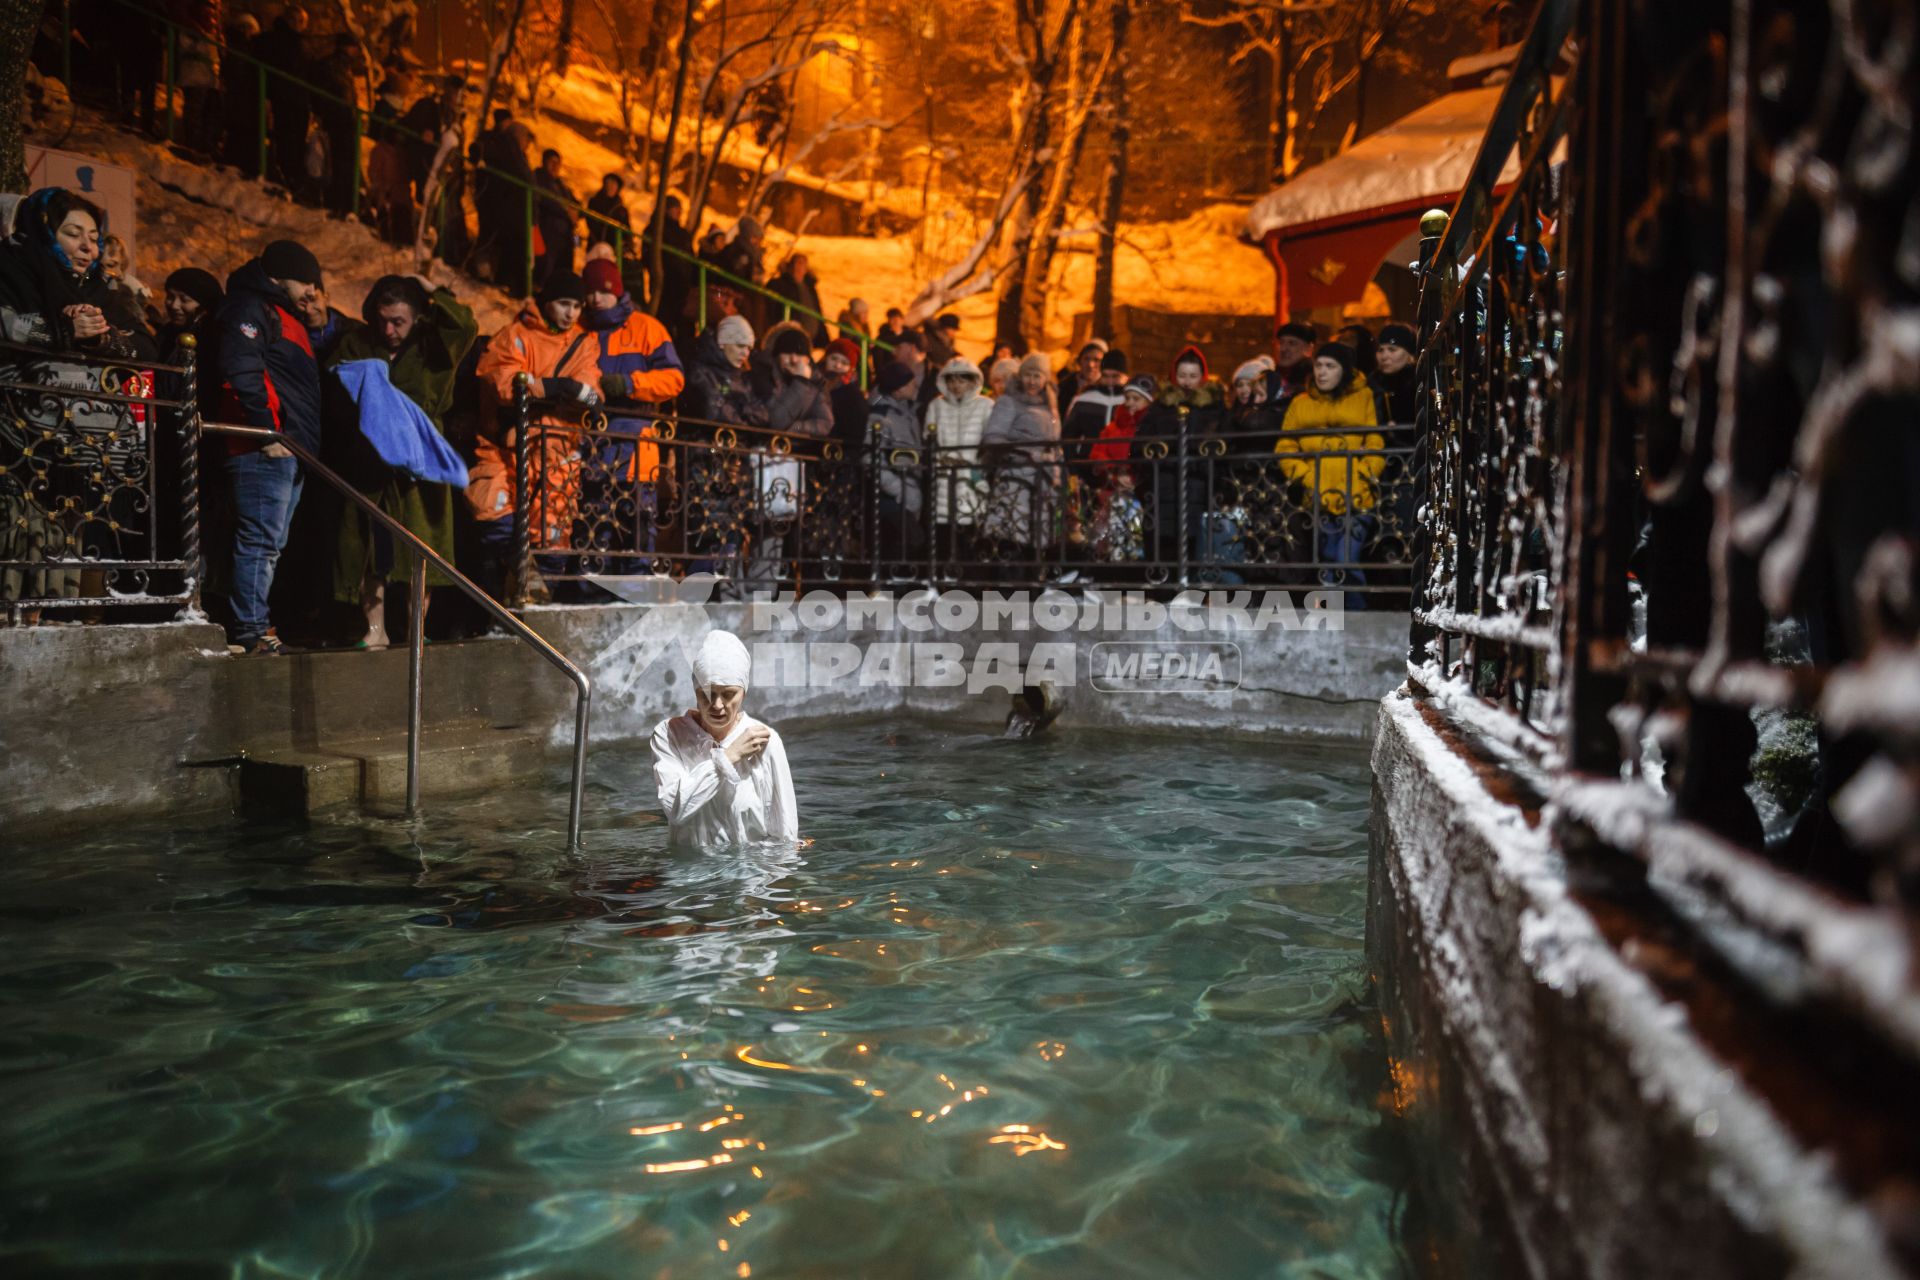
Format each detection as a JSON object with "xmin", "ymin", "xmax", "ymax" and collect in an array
[{"xmin": 651, "ymin": 630, "xmax": 798, "ymax": 848}]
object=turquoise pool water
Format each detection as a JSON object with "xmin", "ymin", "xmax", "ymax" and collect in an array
[{"xmin": 0, "ymin": 723, "xmax": 1411, "ymax": 1278}]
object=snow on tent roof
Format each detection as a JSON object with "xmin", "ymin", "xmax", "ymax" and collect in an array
[{"xmin": 1244, "ymin": 86, "xmax": 1515, "ymax": 241}]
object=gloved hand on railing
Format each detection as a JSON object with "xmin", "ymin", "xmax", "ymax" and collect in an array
[
  {"xmin": 599, "ymin": 373, "xmax": 630, "ymax": 404},
  {"xmin": 541, "ymin": 377, "xmax": 601, "ymax": 405}
]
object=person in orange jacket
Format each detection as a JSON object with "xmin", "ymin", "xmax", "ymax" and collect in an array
[
  {"xmin": 467, "ymin": 270, "xmax": 603, "ymax": 600},
  {"xmin": 579, "ymin": 258, "xmax": 686, "ymax": 565}
]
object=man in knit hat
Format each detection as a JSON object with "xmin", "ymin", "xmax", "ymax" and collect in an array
[
  {"xmin": 212, "ymin": 239, "xmax": 327, "ymax": 653},
  {"xmin": 1266, "ymin": 321, "xmax": 1319, "ymax": 404},
  {"xmin": 1063, "ymin": 347, "xmax": 1129, "ymax": 464},
  {"xmin": 651, "ymin": 629, "xmax": 798, "ymax": 848},
  {"xmin": 466, "ymin": 268, "xmax": 602, "ymax": 601}
]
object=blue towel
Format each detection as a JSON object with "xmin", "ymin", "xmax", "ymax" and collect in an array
[{"xmin": 333, "ymin": 358, "xmax": 470, "ymax": 487}]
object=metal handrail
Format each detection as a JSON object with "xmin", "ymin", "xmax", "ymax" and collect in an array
[{"xmin": 200, "ymin": 421, "xmax": 592, "ymax": 848}]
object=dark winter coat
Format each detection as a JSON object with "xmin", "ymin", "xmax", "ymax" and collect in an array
[
  {"xmin": 1144, "ymin": 382, "xmax": 1229, "ymax": 441},
  {"xmin": 767, "ymin": 270, "xmax": 824, "ymax": 344},
  {"xmin": 398, "ymin": 94, "xmax": 448, "ymax": 189},
  {"xmin": 680, "ymin": 329, "xmax": 762, "ymax": 437},
  {"xmin": 586, "ymin": 190, "xmax": 632, "ymax": 241},
  {"xmin": 1373, "ymin": 365, "xmax": 1418, "ymax": 429},
  {"xmin": 1264, "ymin": 359, "xmax": 1312, "ymax": 407},
  {"xmin": 1226, "ymin": 399, "xmax": 1283, "ymax": 457},
  {"xmin": 534, "ymin": 171, "xmax": 577, "ymax": 251},
  {"xmin": 829, "ymin": 380, "xmax": 869, "ymax": 448},
  {"xmin": 215, "ymin": 258, "xmax": 324, "ymax": 454},
  {"xmin": 254, "ymin": 17, "xmax": 310, "ymax": 115},
  {"xmin": 1062, "ymin": 385, "xmax": 1125, "ymax": 464}
]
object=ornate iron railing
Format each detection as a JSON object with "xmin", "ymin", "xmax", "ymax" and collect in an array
[
  {"xmin": 0, "ymin": 338, "xmax": 201, "ymax": 621},
  {"xmin": 502, "ymin": 392, "xmax": 1419, "ymax": 600},
  {"xmin": 1409, "ymin": 0, "xmax": 1579, "ymax": 737},
  {"xmin": 1410, "ymin": 0, "xmax": 1920, "ymax": 1209}
]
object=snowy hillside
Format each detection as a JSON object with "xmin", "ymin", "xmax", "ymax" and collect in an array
[
  {"xmin": 29, "ymin": 103, "xmax": 518, "ymax": 332},
  {"xmin": 28, "ymin": 87, "xmax": 1273, "ymax": 362}
]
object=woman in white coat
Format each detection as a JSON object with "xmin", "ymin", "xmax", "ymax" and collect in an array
[
  {"xmin": 925, "ymin": 355, "xmax": 992, "ymax": 571},
  {"xmin": 651, "ymin": 631, "xmax": 799, "ymax": 849}
]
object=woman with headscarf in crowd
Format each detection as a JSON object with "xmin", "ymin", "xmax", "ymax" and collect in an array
[
  {"xmin": 651, "ymin": 629, "xmax": 798, "ymax": 849},
  {"xmin": 977, "ymin": 352, "xmax": 1062, "ymax": 574},
  {"xmin": 0, "ymin": 188, "xmax": 155, "ymax": 609}
]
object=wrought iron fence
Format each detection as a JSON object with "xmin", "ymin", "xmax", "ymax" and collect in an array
[
  {"xmin": 0, "ymin": 337, "xmax": 200, "ymax": 621},
  {"xmin": 1411, "ymin": 0, "xmax": 1920, "ymax": 1181},
  {"xmin": 501, "ymin": 390, "xmax": 1420, "ymax": 600}
]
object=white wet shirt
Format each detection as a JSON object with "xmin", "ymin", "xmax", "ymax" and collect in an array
[{"xmin": 651, "ymin": 712, "xmax": 798, "ymax": 849}]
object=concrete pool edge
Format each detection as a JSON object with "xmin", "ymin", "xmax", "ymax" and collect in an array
[
  {"xmin": 1, "ymin": 604, "xmax": 1409, "ymax": 835},
  {"xmin": 1367, "ymin": 686, "xmax": 1907, "ymax": 1279}
]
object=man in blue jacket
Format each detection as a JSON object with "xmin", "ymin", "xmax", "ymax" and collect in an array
[{"xmin": 214, "ymin": 239, "xmax": 325, "ymax": 654}]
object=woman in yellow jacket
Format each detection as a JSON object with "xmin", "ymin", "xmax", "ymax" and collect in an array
[{"xmin": 1274, "ymin": 341, "xmax": 1384, "ymax": 605}]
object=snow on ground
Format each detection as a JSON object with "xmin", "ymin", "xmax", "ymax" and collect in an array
[
  {"xmin": 32, "ymin": 92, "xmax": 1272, "ymax": 364},
  {"xmin": 781, "ymin": 203, "xmax": 1274, "ymax": 362},
  {"xmin": 30, "ymin": 104, "xmax": 518, "ymax": 333},
  {"xmin": 527, "ymin": 62, "xmax": 925, "ymax": 220},
  {"xmin": 514, "ymin": 65, "xmax": 1275, "ymax": 360}
]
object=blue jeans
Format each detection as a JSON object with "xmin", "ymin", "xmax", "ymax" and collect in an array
[
  {"xmin": 223, "ymin": 450, "xmax": 303, "ymax": 643},
  {"xmin": 1318, "ymin": 511, "xmax": 1377, "ymax": 610}
]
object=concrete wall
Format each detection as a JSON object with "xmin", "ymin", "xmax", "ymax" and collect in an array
[
  {"xmin": 530, "ymin": 595, "xmax": 1411, "ymax": 746},
  {"xmin": 1369, "ymin": 688, "xmax": 1908, "ymax": 1279},
  {"xmin": 0, "ymin": 600, "xmax": 1409, "ymax": 835}
]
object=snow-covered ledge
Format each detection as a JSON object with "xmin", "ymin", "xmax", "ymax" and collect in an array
[{"xmin": 1368, "ymin": 686, "xmax": 1908, "ymax": 1279}]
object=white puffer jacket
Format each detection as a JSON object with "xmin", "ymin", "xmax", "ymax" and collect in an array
[{"xmin": 925, "ymin": 357, "xmax": 992, "ymax": 524}]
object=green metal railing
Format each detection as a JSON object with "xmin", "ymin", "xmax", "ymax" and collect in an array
[{"xmin": 67, "ymin": 0, "xmax": 895, "ymax": 381}]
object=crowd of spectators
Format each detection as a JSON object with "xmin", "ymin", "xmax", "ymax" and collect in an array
[
  {"xmin": 11, "ymin": 0, "xmax": 1426, "ymax": 638},
  {"xmin": 0, "ymin": 178, "xmax": 1422, "ymax": 647}
]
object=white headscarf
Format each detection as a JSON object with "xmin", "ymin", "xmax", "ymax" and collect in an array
[{"xmin": 691, "ymin": 630, "xmax": 752, "ymax": 692}]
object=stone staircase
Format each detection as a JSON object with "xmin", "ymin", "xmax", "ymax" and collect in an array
[{"xmin": 238, "ymin": 720, "xmax": 552, "ymax": 818}]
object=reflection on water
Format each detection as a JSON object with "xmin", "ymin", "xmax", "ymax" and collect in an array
[{"xmin": 0, "ymin": 722, "xmax": 1411, "ymax": 1278}]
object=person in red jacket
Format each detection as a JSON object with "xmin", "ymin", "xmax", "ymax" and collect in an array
[
  {"xmin": 213, "ymin": 239, "xmax": 325, "ymax": 653},
  {"xmin": 1088, "ymin": 374, "xmax": 1155, "ymax": 564}
]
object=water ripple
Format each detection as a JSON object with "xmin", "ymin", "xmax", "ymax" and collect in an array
[{"xmin": 0, "ymin": 721, "xmax": 1409, "ymax": 1278}]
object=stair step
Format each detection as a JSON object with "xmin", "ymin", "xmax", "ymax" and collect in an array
[{"xmin": 239, "ymin": 723, "xmax": 551, "ymax": 818}]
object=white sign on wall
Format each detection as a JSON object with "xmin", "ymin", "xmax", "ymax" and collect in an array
[{"xmin": 24, "ymin": 146, "xmax": 140, "ymax": 268}]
